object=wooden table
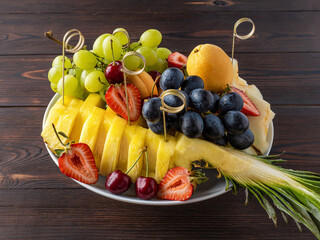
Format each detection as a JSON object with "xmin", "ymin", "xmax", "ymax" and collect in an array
[{"xmin": 1, "ymin": 0, "xmax": 320, "ymax": 239}]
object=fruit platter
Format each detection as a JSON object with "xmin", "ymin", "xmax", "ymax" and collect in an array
[{"xmin": 41, "ymin": 26, "xmax": 320, "ymax": 238}]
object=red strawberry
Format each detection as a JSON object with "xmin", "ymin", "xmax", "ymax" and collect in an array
[
  {"xmin": 167, "ymin": 52, "xmax": 188, "ymax": 69},
  {"xmin": 230, "ymin": 86, "xmax": 260, "ymax": 116},
  {"xmin": 105, "ymin": 83, "xmax": 141, "ymax": 122},
  {"xmin": 58, "ymin": 143, "xmax": 99, "ymax": 184},
  {"xmin": 157, "ymin": 167, "xmax": 194, "ymax": 201}
]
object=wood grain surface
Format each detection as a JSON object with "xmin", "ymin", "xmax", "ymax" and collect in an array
[{"xmin": 0, "ymin": 0, "xmax": 319, "ymax": 239}]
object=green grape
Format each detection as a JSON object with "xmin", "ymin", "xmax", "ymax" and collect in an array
[
  {"xmin": 145, "ymin": 58, "xmax": 166, "ymax": 72},
  {"xmin": 73, "ymin": 50, "xmax": 97, "ymax": 70},
  {"xmin": 93, "ymin": 33, "xmax": 112, "ymax": 57},
  {"xmin": 136, "ymin": 47, "xmax": 157, "ymax": 66},
  {"xmin": 68, "ymin": 66, "xmax": 83, "ymax": 80},
  {"xmin": 85, "ymin": 70, "xmax": 107, "ymax": 93},
  {"xmin": 72, "ymin": 85, "xmax": 85, "ymax": 100},
  {"xmin": 51, "ymin": 82, "xmax": 58, "ymax": 93},
  {"xmin": 80, "ymin": 69, "xmax": 95, "ymax": 89},
  {"xmin": 57, "ymin": 75, "xmax": 79, "ymax": 96},
  {"xmin": 48, "ymin": 65, "xmax": 66, "ymax": 84},
  {"xmin": 156, "ymin": 47, "xmax": 172, "ymax": 60},
  {"xmin": 113, "ymin": 28, "xmax": 129, "ymax": 46},
  {"xmin": 99, "ymin": 86, "xmax": 107, "ymax": 102},
  {"xmin": 130, "ymin": 42, "xmax": 141, "ymax": 51},
  {"xmin": 140, "ymin": 29, "xmax": 162, "ymax": 48},
  {"xmin": 52, "ymin": 56, "xmax": 72, "ymax": 69},
  {"xmin": 123, "ymin": 55, "xmax": 141, "ymax": 71},
  {"xmin": 102, "ymin": 36, "xmax": 123, "ymax": 61}
]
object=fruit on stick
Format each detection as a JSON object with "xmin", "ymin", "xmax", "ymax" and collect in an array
[
  {"xmin": 105, "ymin": 83, "xmax": 141, "ymax": 122},
  {"xmin": 102, "ymin": 35, "xmax": 123, "ymax": 61},
  {"xmin": 187, "ymin": 44, "xmax": 233, "ymax": 92},
  {"xmin": 105, "ymin": 60, "xmax": 124, "ymax": 84},
  {"xmin": 126, "ymin": 71, "xmax": 158, "ymax": 99},
  {"xmin": 167, "ymin": 52, "xmax": 188, "ymax": 69},
  {"xmin": 52, "ymin": 124, "xmax": 98, "ymax": 184}
]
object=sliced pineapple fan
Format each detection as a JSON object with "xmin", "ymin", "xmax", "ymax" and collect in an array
[{"xmin": 42, "ymin": 68, "xmax": 320, "ymax": 239}]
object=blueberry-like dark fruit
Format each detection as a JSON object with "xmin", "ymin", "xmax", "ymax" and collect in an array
[
  {"xmin": 167, "ymin": 112, "xmax": 180, "ymax": 130},
  {"xmin": 213, "ymin": 135, "xmax": 227, "ymax": 146},
  {"xmin": 135, "ymin": 177, "xmax": 158, "ymax": 200},
  {"xmin": 163, "ymin": 90, "xmax": 189, "ymax": 111},
  {"xmin": 210, "ymin": 92, "xmax": 220, "ymax": 114},
  {"xmin": 180, "ymin": 111, "xmax": 204, "ymax": 138},
  {"xmin": 142, "ymin": 97, "xmax": 162, "ymax": 123},
  {"xmin": 227, "ymin": 129, "xmax": 254, "ymax": 150},
  {"xmin": 189, "ymin": 89, "xmax": 214, "ymax": 113},
  {"xmin": 219, "ymin": 92, "xmax": 243, "ymax": 113},
  {"xmin": 222, "ymin": 111, "xmax": 249, "ymax": 135},
  {"xmin": 181, "ymin": 75, "xmax": 204, "ymax": 95},
  {"xmin": 147, "ymin": 116, "xmax": 170, "ymax": 135},
  {"xmin": 203, "ymin": 114, "xmax": 225, "ymax": 141},
  {"xmin": 159, "ymin": 67, "xmax": 184, "ymax": 90},
  {"xmin": 105, "ymin": 170, "xmax": 131, "ymax": 194}
]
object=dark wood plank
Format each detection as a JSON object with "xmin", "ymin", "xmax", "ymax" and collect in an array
[
  {"xmin": 1, "ymin": 53, "xmax": 319, "ymax": 107},
  {"xmin": 0, "ymin": 106, "xmax": 319, "ymax": 190},
  {"xmin": 1, "ymin": 11, "xmax": 320, "ymax": 55},
  {"xmin": 0, "ymin": 0, "xmax": 319, "ymax": 14},
  {"xmin": 0, "ymin": 188, "xmax": 315, "ymax": 240}
]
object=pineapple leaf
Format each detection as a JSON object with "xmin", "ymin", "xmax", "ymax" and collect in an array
[{"xmin": 54, "ymin": 149, "xmax": 65, "ymax": 157}]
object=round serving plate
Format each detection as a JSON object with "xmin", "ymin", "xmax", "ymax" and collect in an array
[{"xmin": 43, "ymin": 93, "xmax": 274, "ymax": 206}]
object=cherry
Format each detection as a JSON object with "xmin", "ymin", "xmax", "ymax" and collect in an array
[
  {"xmin": 135, "ymin": 176, "xmax": 158, "ymax": 200},
  {"xmin": 148, "ymin": 71, "xmax": 161, "ymax": 81},
  {"xmin": 105, "ymin": 61, "xmax": 124, "ymax": 84},
  {"xmin": 105, "ymin": 170, "xmax": 131, "ymax": 194}
]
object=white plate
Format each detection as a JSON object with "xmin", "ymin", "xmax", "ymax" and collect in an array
[{"xmin": 43, "ymin": 93, "xmax": 274, "ymax": 206}]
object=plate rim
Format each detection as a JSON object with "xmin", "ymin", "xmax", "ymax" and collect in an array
[{"xmin": 42, "ymin": 93, "xmax": 274, "ymax": 206}]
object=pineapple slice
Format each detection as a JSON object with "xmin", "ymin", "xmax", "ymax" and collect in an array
[
  {"xmin": 100, "ymin": 116, "xmax": 127, "ymax": 177},
  {"xmin": 43, "ymin": 98, "xmax": 83, "ymax": 151},
  {"xmin": 127, "ymin": 126, "xmax": 147, "ymax": 182},
  {"xmin": 131, "ymin": 115, "xmax": 147, "ymax": 128},
  {"xmin": 145, "ymin": 129, "xmax": 163, "ymax": 173},
  {"xmin": 93, "ymin": 107, "xmax": 117, "ymax": 170},
  {"xmin": 118, "ymin": 125, "xmax": 137, "ymax": 172},
  {"xmin": 79, "ymin": 106, "xmax": 105, "ymax": 166},
  {"xmin": 154, "ymin": 136, "xmax": 176, "ymax": 183},
  {"xmin": 70, "ymin": 93, "xmax": 104, "ymax": 142}
]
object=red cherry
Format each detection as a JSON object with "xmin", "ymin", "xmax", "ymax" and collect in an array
[
  {"xmin": 148, "ymin": 71, "xmax": 161, "ymax": 81},
  {"xmin": 135, "ymin": 176, "xmax": 158, "ymax": 200},
  {"xmin": 105, "ymin": 170, "xmax": 131, "ymax": 194},
  {"xmin": 105, "ymin": 61, "xmax": 124, "ymax": 84}
]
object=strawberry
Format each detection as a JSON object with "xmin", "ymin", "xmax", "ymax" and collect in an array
[
  {"xmin": 230, "ymin": 86, "xmax": 260, "ymax": 116},
  {"xmin": 167, "ymin": 52, "xmax": 188, "ymax": 69},
  {"xmin": 105, "ymin": 83, "xmax": 141, "ymax": 122},
  {"xmin": 58, "ymin": 143, "xmax": 99, "ymax": 184}
]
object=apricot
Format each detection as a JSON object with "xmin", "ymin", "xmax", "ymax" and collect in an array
[
  {"xmin": 126, "ymin": 71, "xmax": 158, "ymax": 99},
  {"xmin": 187, "ymin": 44, "xmax": 233, "ymax": 92}
]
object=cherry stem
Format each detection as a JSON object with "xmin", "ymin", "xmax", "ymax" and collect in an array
[
  {"xmin": 110, "ymin": 39, "xmax": 115, "ymax": 66},
  {"xmin": 52, "ymin": 123, "xmax": 67, "ymax": 149},
  {"xmin": 125, "ymin": 147, "xmax": 147, "ymax": 175},
  {"xmin": 145, "ymin": 151, "xmax": 149, "ymax": 178}
]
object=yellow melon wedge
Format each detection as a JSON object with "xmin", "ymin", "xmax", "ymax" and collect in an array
[
  {"xmin": 93, "ymin": 107, "xmax": 117, "ymax": 170},
  {"xmin": 70, "ymin": 93, "xmax": 104, "ymax": 142},
  {"xmin": 100, "ymin": 116, "xmax": 127, "ymax": 177},
  {"xmin": 155, "ymin": 136, "xmax": 176, "ymax": 183},
  {"xmin": 127, "ymin": 126, "xmax": 147, "ymax": 182},
  {"xmin": 118, "ymin": 125, "xmax": 137, "ymax": 173},
  {"xmin": 79, "ymin": 106, "xmax": 105, "ymax": 165}
]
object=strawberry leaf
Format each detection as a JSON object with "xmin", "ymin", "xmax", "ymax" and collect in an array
[
  {"xmin": 54, "ymin": 149, "xmax": 65, "ymax": 157},
  {"xmin": 58, "ymin": 131, "xmax": 70, "ymax": 140}
]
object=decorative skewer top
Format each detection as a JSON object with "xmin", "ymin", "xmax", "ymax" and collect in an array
[{"xmin": 231, "ymin": 18, "xmax": 255, "ymax": 64}]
